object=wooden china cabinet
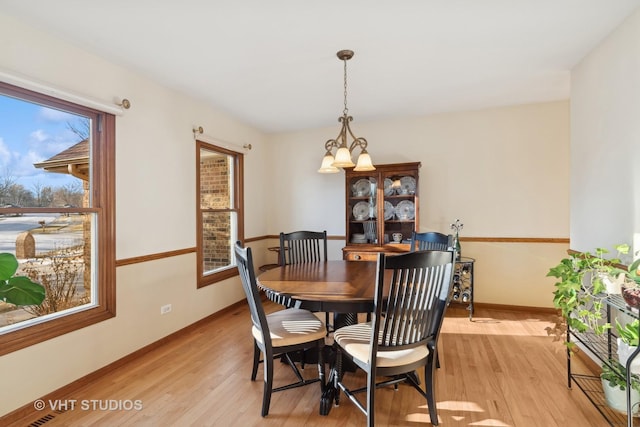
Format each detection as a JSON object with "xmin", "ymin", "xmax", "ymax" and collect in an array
[{"xmin": 342, "ymin": 162, "xmax": 420, "ymax": 261}]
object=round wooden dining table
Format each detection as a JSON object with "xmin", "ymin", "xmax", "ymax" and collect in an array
[{"xmin": 256, "ymin": 260, "xmax": 378, "ymax": 315}]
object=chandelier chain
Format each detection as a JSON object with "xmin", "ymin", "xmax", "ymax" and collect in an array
[{"xmin": 343, "ymin": 58, "xmax": 349, "ymax": 116}]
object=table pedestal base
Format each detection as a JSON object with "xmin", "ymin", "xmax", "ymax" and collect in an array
[{"xmin": 320, "ymin": 385, "xmax": 336, "ymax": 415}]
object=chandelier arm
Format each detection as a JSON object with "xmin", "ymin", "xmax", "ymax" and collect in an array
[
  {"xmin": 344, "ymin": 118, "xmax": 367, "ymax": 152},
  {"xmin": 324, "ymin": 139, "xmax": 339, "ymax": 152},
  {"xmin": 349, "ymin": 137, "xmax": 368, "ymax": 152},
  {"xmin": 335, "ymin": 116, "xmax": 349, "ymax": 148}
]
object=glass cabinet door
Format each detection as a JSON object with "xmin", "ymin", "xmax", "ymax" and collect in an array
[
  {"xmin": 381, "ymin": 170, "xmax": 418, "ymax": 245},
  {"xmin": 347, "ymin": 175, "xmax": 378, "ymax": 244}
]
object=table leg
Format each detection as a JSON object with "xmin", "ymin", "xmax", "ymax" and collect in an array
[
  {"xmin": 319, "ymin": 313, "xmax": 358, "ymax": 416},
  {"xmin": 319, "ymin": 336, "xmax": 337, "ymax": 415},
  {"xmin": 320, "ymin": 382, "xmax": 335, "ymax": 415},
  {"xmin": 319, "ymin": 354, "xmax": 344, "ymax": 415}
]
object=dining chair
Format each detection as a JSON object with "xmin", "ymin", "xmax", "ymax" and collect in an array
[
  {"xmin": 263, "ymin": 230, "xmax": 327, "ymax": 309},
  {"xmin": 234, "ymin": 241, "xmax": 326, "ymax": 417},
  {"xmin": 277, "ymin": 230, "xmax": 332, "ymax": 331},
  {"xmin": 411, "ymin": 231, "xmax": 453, "ymax": 252},
  {"xmin": 279, "ymin": 230, "xmax": 328, "ymax": 265},
  {"xmin": 411, "ymin": 231, "xmax": 454, "ymax": 370},
  {"xmin": 333, "ymin": 249, "xmax": 455, "ymax": 426}
]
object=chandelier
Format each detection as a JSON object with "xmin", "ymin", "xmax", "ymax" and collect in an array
[{"xmin": 318, "ymin": 50, "xmax": 375, "ymax": 174}]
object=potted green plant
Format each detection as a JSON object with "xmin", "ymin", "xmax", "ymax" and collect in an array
[
  {"xmin": 626, "ymin": 258, "xmax": 640, "ymax": 286},
  {"xmin": 546, "ymin": 247, "xmax": 624, "ymax": 348},
  {"xmin": 0, "ymin": 252, "xmax": 45, "ymax": 306},
  {"xmin": 612, "ymin": 244, "xmax": 640, "ymax": 308},
  {"xmin": 616, "ymin": 318, "xmax": 640, "ymax": 373},
  {"xmin": 601, "ymin": 359, "xmax": 640, "ymax": 414}
]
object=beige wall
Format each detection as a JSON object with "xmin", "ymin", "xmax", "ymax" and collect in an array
[
  {"xmin": 0, "ymin": 10, "xmax": 572, "ymax": 417},
  {"xmin": 268, "ymin": 102, "xmax": 570, "ymax": 307},
  {"xmin": 0, "ymin": 12, "xmax": 268, "ymax": 415},
  {"xmin": 570, "ymin": 7, "xmax": 640, "ymax": 259},
  {"xmin": 269, "ymin": 102, "xmax": 570, "ymax": 238}
]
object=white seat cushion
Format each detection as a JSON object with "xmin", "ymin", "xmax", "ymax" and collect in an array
[
  {"xmin": 334, "ymin": 322, "xmax": 429, "ymax": 368},
  {"xmin": 253, "ymin": 308, "xmax": 326, "ymax": 347}
]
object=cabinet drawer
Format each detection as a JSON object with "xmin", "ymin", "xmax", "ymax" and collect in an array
[{"xmin": 344, "ymin": 251, "xmax": 378, "ymax": 262}]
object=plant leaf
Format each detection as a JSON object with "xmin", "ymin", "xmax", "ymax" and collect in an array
[
  {"xmin": 0, "ymin": 276, "xmax": 45, "ymax": 306},
  {"xmin": 616, "ymin": 244, "xmax": 630, "ymax": 255},
  {"xmin": 0, "ymin": 252, "xmax": 19, "ymax": 281}
]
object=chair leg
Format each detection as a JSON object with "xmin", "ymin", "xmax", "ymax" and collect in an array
[
  {"xmin": 325, "ymin": 312, "xmax": 331, "ymax": 335},
  {"xmin": 317, "ymin": 341, "xmax": 326, "ymax": 393},
  {"xmin": 300, "ymin": 349, "xmax": 306, "ymax": 369},
  {"xmin": 262, "ymin": 352, "xmax": 274, "ymax": 417},
  {"xmin": 366, "ymin": 369, "xmax": 376, "ymax": 427},
  {"xmin": 334, "ymin": 347, "xmax": 343, "ymax": 406},
  {"xmin": 251, "ymin": 341, "xmax": 260, "ymax": 381},
  {"xmin": 424, "ymin": 358, "xmax": 439, "ymax": 426}
]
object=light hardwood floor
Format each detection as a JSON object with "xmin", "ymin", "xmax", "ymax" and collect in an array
[{"xmin": 13, "ymin": 302, "xmax": 609, "ymax": 426}]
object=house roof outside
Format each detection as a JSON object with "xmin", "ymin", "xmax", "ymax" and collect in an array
[{"xmin": 33, "ymin": 139, "xmax": 89, "ymax": 181}]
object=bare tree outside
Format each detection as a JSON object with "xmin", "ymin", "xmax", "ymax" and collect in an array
[
  {"xmin": 0, "ymin": 166, "xmax": 16, "ymax": 205},
  {"xmin": 31, "ymin": 180, "xmax": 55, "ymax": 207},
  {"xmin": 0, "ymin": 170, "xmax": 82, "ymax": 208},
  {"xmin": 66, "ymin": 118, "xmax": 90, "ymax": 141},
  {"xmin": 53, "ymin": 182, "xmax": 84, "ymax": 207},
  {"xmin": 20, "ymin": 246, "xmax": 87, "ymax": 317}
]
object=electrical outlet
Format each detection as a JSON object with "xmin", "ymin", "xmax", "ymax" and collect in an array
[{"xmin": 160, "ymin": 304, "xmax": 172, "ymax": 315}]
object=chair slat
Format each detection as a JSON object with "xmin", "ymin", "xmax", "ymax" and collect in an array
[{"xmin": 280, "ymin": 231, "xmax": 327, "ymax": 266}]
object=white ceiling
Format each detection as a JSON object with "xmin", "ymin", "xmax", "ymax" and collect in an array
[{"xmin": 2, "ymin": 0, "xmax": 639, "ymax": 133}]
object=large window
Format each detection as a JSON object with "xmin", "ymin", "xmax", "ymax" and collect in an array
[
  {"xmin": 196, "ymin": 141, "xmax": 243, "ymax": 287},
  {"xmin": 0, "ymin": 82, "xmax": 115, "ymax": 355}
]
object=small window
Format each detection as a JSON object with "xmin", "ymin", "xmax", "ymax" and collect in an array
[{"xmin": 196, "ymin": 141, "xmax": 244, "ymax": 287}]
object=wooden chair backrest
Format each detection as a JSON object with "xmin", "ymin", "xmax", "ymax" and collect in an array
[{"xmin": 279, "ymin": 230, "xmax": 328, "ymax": 265}]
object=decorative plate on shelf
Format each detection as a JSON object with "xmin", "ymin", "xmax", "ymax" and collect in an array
[
  {"xmin": 396, "ymin": 176, "xmax": 416, "ymax": 195},
  {"xmin": 383, "ymin": 201, "xmax": 395, "ymax": 220},
  {"xmin": 395, "ymin": 200, "xmax": 415, "ymax": 220},
  {"xmin": 352, "ymin": 201, "xmax": 370, "ymax": 220},
  {"xmin": 383, "ymin": 178, "xmax": 395, "ymax": 196},
  {"xmin": 352, "ymin": 179, "xmax": 371, "ymax": 197}
]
